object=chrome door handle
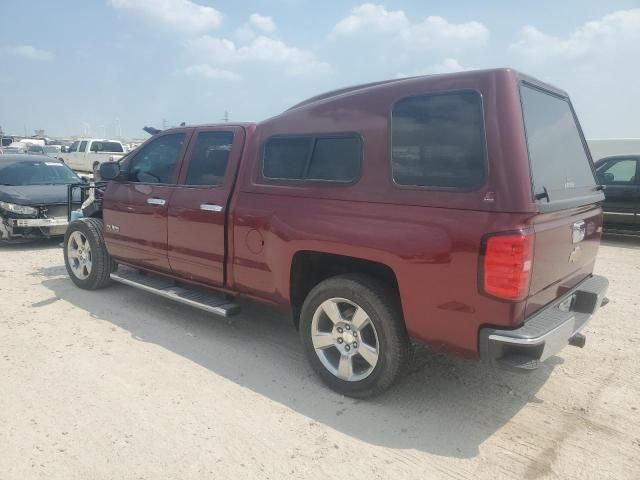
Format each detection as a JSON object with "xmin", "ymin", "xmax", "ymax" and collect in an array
[
  {"xmin": 200, "ymin": 203, "xmax": 223, "ymax": 212},
  {"xmin": 147, "ymin": 198, "xmax": 166, "ymax": 206}
]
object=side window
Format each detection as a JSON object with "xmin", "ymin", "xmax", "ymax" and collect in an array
[
  {"xmin": 307, "ymin": 137, "xmax": 360, "ymax": 181},
  {"xmin": 597, "ymin": 159, "xmax": 637, "ymax": 185},
  {"xmin": 184, "ymin": 131, "xmax": 234, "ymax": 186},
  {"xmin": 263, "ymin": 135, "xmax": 361, "ymax": 182},
  {"xmin": 79, "ymin": 140, "xmax": 88, "ymax": 153},
  {"xmin": 391, "ymin": 90, "xmax": 486, "ymax": 189},
  {"xmin": 127, "ymin": 133, "xmax": 186, "ymax": 184},
  {"xmin": 263, "ymin": 137, "xmax": 311, "ymax": 180},
  {"xmin": 69, "ymin": 141, "xmax": 79, "ymax": 153}
]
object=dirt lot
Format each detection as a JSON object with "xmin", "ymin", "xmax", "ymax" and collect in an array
[{"xmin": 0, "ymin": 237, "xmax": 639, "ymax": 480}]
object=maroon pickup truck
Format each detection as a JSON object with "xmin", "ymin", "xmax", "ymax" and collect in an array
[{"xmin": 63, "ymin": 68, "xmax": 609, "ymax": 397}]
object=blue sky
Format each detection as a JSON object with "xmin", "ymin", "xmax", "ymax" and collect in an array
[{"xmin": 1, "ymin": 0, "xmax": 639, "ymax": 139}]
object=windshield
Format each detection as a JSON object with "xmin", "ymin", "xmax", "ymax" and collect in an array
[
  {"xmin": 520, "ymin": 84, "xmax": 597, "ymax": 204},
  {"xmin": 0, "ymin": 160, "xmax": 80, "ymax": 185},
  {"xmin": 43, "ymin": 146, "xmax": 60, "ymax": 154}
]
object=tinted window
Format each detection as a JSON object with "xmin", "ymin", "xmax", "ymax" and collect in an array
[
  {"xmin": 184, "ymin": 131, "xmax": 234, "ymax": 186},
  {"xmin": 0, "ymin": 160, "xmax": 80, "ymax": 186},
  {"xmin": 307, "ymin": 137, "xmax": 360, "ymax": 182},
  {"xmin": 90, "ymin": 141, "xmax": 124, "ymax": 153},
  {"xmin": 79, "ymin": 140, "xmax": 88, "ymax": 153},
  {"xmin": 127, "ymin": 133, "xmax": 185, "ymax": 184},
  {"xmin": 69, "ymin": 141, "xmax": 79, "ymax": 152},
  {"xmin": 521, "ymin": 85, "xmax": 596, "ymax": 200},
  {"xmin": 597, "ymin": 159, "xmax": 637, "ymax": 185},
  {"xmin": 263, "ymin": 135, "xmax": 361, "ymax": 182},
  {"xmin": 263, "ymin": 137, "xmax": 311, "ymax": 180},
  {"xmin": 391, "ymin": 91, "xmax": 485, "ymax": 189}
]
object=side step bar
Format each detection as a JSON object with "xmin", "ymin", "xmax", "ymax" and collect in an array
[{"xmin": 110, "ymin": 267, "xmax": 240, "ymax": 317}]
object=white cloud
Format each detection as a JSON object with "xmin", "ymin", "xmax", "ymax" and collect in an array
[
  {"xmin": 510, "ymin": 9, "xmax": 640, "ymax": 64},
  {"xmin": 5, "ymin": 45, "xmax": 55, "ymax": 61},
  {"xmin": 235, "ymin": 24, "xmax": 256, "ymax": 43},
  {"xmin": 430, "ymin": 58, "xmax": 468, "ymax": 74},
  {"xmin": 249, "ymin": 13, "xmax": 276, "ymax": 33},
  {"xmin": 183, "ymin": 64, "xmax": 240, "ymax": 81},
  {"xmin": 188, "ymin": 35, "xmax": 331, "ymax": 76},
  {"xmin": 331, "ymin": 3, "xmax": 488, "ymax": 50},
  {"xmin": 333, "ymin": 3, "xmax": 407, "ymax": 35},
  {"xmin": 395, "ymin": 58, "xmax": 468, "ymax": 78},
  {"xmin": 108, "ymin": 0, "xmax": 222, "ymax": 33}
]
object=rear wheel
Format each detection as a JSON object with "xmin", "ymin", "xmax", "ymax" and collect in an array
[
  {"xmin": 64, "ymin": 218, "xmax": 116, "ymax": 290},
  {"xmin": 299, "ymin": 274, "xmax": 408, "ymax": 398}
]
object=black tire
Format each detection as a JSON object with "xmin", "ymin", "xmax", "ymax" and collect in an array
[
  {"xmin": 299, "ymin": 273, "xmax": 409, "ymax": 398},
  {"xmin": 63, "ymin": 218, "xmax": 116, "ymax": 290}
]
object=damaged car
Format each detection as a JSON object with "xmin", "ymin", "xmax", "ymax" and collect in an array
[{"xmin": 0, "ymin": 154, "xmax": 82, "ymax": 243}]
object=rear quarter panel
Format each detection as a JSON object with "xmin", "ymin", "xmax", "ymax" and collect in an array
[{"xmin": 232, "ymin": 193, "xmax": 534, "ymax": 357}]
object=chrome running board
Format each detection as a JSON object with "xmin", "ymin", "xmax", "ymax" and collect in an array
[{"xmin": 110, "ymin": 267, "xmax": 240, "ymax": 317}]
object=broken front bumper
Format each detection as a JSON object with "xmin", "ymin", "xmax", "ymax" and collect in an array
[
  {"xmin": 1, "ymin": 216, "xmax": 69, "ymax": 240},
  {"xmin": 479, "ymin": 275, "xmax": 609, "ymax": 371}
]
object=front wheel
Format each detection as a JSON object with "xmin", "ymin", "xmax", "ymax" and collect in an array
[
  {"xmin": 63, "ymin": 218, "xmax": 116, "ymax": 290},
  {"xmin": 299, "ymin": 274, "xmax": 409, "ymax": 398}
]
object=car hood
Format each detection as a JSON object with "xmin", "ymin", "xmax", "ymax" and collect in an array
[{"xmin": 0, "ymin": 184, "xmax": 78, "ymax": 206}]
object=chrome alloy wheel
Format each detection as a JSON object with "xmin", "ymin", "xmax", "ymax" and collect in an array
[
  {"xmin": 311, "ymin": 298, "xmax": 380, "ymax": 382},
  {"xmin": 67, "ymin": 231, "xmax": 92, "ymax": 280}
]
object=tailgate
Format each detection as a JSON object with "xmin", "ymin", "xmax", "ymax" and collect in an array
[
  {"xmin": 519, "ymin": 82, "xmax": 605, "ymax": 317},
  {"xmin": 525, "ymin": 205, "xmax": 603, "ymax": 316}
]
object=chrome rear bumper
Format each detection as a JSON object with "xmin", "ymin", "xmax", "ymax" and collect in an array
[{"xmin": 480, "ymin": 275, "xmax": 609, "ymax": 371}]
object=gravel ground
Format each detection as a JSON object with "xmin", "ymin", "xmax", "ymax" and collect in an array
[{"xmin": 0, "ymin": 236, "xmax": 638, "ymax": 479}]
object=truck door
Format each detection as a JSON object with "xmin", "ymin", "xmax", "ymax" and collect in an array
[
  {"xmin": 66, "ymin": 140, "xmax": 84, "ymax": 171},
  {"xmin": 167, "ymin": 126, "xmax": 246, "ymax": 286},
  {"xmin": 103, "ymin": 130, "xmax": 192, "ymax": 271},
  {"xmin": 596, "ymin": 156, "xmax": 639, "ymax": 231}
]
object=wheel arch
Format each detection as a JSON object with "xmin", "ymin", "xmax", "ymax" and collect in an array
[{"xmin": 289, "ymin": 250, "xmax": 402, "ymax": 329}]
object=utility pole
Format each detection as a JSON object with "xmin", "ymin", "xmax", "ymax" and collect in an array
[
  {"xmin": 162, "ymin": 118, "xmax": 168, "ymax": 129},
  {"xmin": 115, "ymin": 118, "xmax": 122, "ymax": 138},
  {"xmin": 222, "ymin": 111, "xmax": 230, "ymax": 123}
]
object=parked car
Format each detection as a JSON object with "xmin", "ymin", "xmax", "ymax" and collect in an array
[
  {"xmin": 63, "ymin": 68, "xmax": 609, "ymax": 397},
  {"xmin": 1, "ymin": 145, "xmax": 27, "ymax": 154},
  {"xmin": 595, "ymin": 155, "xmax": 639, "ymax": 233},
  {"xmin": 60, "ymin": 139, "xmax": 125, "ymax": 173},
  {"xmin": 0, "ymin": 154, "xmax": 82, "ymax": 242},
  {"xmin": 27, "ymin": 144, "xmax": 46, "ymax": 155},
  {"xmin": 43, "ymin": 145, "xmax": 62, "ymax": 158}
]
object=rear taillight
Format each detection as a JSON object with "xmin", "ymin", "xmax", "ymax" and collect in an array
[{"xmin": 480, "ymin": 231, "xmax": 534, "ymax": 301}]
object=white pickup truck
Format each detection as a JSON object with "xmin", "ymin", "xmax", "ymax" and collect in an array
[{"xmin": 59, "ymin": 139, "xmax": 126, "ymax": 173}]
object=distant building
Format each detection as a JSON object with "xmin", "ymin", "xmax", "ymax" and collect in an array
[{"xmin": 587, "ymin": 139, "xmax": 640, "ymax": 161}]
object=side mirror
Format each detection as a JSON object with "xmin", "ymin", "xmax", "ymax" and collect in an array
[
  {"xmin": 598, "ymin": 172, "xmax": 614, "ymax": 184},
  {"xmin": 99, "ymin": 161, "xmax": 122, "ymax": 181},
  {"xmin": 60, "ymin": 146, "xmax": 68, "ymax": 153}
]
